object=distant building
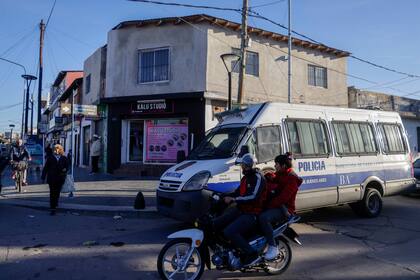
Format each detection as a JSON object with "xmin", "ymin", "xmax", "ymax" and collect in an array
[
  {"xmin": 348, "ymin": 86, "xmax": 420, "ymax": 155},
  {"xmin": 101, "ymin": 14, "xmax": 349, "ymax": 176}
]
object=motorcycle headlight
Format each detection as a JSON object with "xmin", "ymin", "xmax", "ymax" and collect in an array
[{"xmin": 183, "ymin": 171, "xmax": 211, "ymax": 191}]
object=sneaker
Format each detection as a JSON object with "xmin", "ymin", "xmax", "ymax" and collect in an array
[{"xmin": 264, "ymin": 245, "xmax": 279, "ymax": 260}]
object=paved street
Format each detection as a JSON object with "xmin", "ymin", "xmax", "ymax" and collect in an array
[{"xmin": 1, "ymin": 193, "xmax": 419, "ymax": 280}]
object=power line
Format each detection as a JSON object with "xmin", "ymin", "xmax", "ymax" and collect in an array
[
  {"xmin": 250, "ymin": 0, "xmax": 285, "ymax": 9},
  {"xmin": 45, "ymin": 0, "xmax": 57, "ymax": 28},
  {"xmin": 127, "ymin": 0, "xmax": 240, "ymax": 12}
]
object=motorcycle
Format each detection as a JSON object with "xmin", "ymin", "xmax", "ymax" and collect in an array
[{"xmin": 157, "ymin": 193, "xmax": 302, "ymax": 280}]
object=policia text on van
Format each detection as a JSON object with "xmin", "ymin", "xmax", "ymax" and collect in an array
[{"xmin": 157, "ymin": 103, "xmax": 416, "ymax": 222}]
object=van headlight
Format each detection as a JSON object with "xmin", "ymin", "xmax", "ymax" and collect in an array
[{"xmin": 183, "ymin": 172, "xmax": 211, "ymax": 191}]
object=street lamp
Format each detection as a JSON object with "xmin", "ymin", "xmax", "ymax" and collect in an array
[
  {"xmin": 220, "ymin": 53, "xmax": 241, "ymax": 110},
  {"xmin": 21, "ymin": 74, "xmax": 37, "ymax": 138},
  {"xmin": 9, "ymin": 124, "xmax": 15, "ymax": 143}
]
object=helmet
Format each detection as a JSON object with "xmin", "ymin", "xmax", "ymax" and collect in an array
[{"xmin": 239, "ymin": 153, "xmax": 255, "ymax": 168}]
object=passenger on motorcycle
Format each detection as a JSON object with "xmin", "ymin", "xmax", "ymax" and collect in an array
[
  {"xmin": 213, "ymin": 153, "xmax": 266, "ymax": 267},
  {"xmin": 10, "ymin": 139, "xmax": 31, "ymax": 186},
  {"xmin": 259, "ymin": 152, "xmax": 302, "ymax": 260}
]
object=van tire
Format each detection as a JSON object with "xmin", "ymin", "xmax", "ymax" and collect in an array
[{"xmin": 350, "ymin": 188, "xmax": 382, "ymax": 218}]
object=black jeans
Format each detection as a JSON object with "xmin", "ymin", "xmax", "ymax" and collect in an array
[
  {"xmin": 91, "ymin": 156, "xmax": 99, "ymax": 173},
  {"xmin": 49, "ymin": 183, "xmax": 63, "ymax": 209},
  {"xmin": 213, "ymin": 207, "xmax": 257, "ymax": 256},
  {"xmin": 259, "ymin": 206, "xmax": 289, "ymax": 246}
]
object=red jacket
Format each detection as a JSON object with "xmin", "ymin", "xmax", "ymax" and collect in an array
[
  {"xmin": 232, "ymin": 169, "xmax": 266, "ymax": 215},
  {"xmin": 264, "ymin": 169, "xmax": 302, "ymax": 214}
]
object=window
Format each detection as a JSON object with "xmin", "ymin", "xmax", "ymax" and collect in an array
[
  {"xmin": 286, "ymin": 120, "xmax": 329, "ymax": 157},
  {"xmin": 85, "ymin": 74, "xmax": 91, "ymax": 94},
  {"xmin": 138, "ymin": 48, "xmax": 169, "ymax": 83},
  {"xmin": 308, "ymin": 65, "xmax": 327, "ymax": 88},
  {"xmin": 255, "ymin": 126, "xmax": 282, "ymax": 163},
  {"xmin": 332, "ymin": 122, "xmax": 377, "ymax": 155},
  {"xmin": 232, "ymin": 49, "xmax": 259, "ymax": 77},
  {"xmin": 379, "ymin": 123, "xmax": 406, "ymax": 154}
]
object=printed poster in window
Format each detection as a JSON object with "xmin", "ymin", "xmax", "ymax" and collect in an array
[{"xmin": 145, "ymin": 122, "xmax": 188, "ymax": 163}]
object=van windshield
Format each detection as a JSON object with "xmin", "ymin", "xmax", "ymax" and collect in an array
[{"xmin": 189, "ymin": 126, "xmax": 247, "ymax": 160}]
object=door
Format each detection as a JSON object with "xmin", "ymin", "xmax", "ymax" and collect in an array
[
  {"xmin": 128, "ymin": 120, "xmax": 144, "ymax": 162},
  {"xmin": 83, "ymin": 126, "xmax": 90, "ymax": 166}
]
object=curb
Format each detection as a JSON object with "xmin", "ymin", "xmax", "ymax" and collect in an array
[{"xmin": 0, "ymin": 198, "xmax": 157, "ymax": 213}]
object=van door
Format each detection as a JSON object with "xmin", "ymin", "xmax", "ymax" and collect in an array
[{"xmin": 285, "ymin": 119, "xmax": 338, "ymax": 210}]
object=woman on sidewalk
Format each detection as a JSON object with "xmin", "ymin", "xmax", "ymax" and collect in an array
[{"xmin": 41, "ymin": 144, "xmax": 69, "ymax": 215}]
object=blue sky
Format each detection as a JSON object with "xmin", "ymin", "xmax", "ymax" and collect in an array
[{"xmin": 1, "ymin": 0, "xmax": 420, "ymax": 132}]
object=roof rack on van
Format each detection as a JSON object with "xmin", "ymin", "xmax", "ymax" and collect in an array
[{"xmin": 215, "ymin": 107, "xmax": 248, "ymax": 123}]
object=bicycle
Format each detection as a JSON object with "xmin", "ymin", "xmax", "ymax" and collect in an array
[{"xmin": 12, "ymin": 161, "xmax": 27, "ymax": 193}]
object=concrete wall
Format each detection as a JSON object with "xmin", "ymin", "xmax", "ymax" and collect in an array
[
  {"xmin": 205, "ymin": 23, "xmax": 348, "ymax": 107},
  {"xmin": 105, "ymin": 24, "xmax": 207, "ymax": 98},
  {"xmin": 83, "ymin": 47, "xmax": 106, "ymax": 105}
]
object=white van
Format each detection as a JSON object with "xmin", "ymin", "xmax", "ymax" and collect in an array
[{"xmin": 157, "ymin": 102, "xmax": 416, "ymax": 222}]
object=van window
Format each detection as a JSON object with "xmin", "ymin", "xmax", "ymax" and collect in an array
[
  {"xmin": 255, "ymin": 126, "xmax": 282, "ymax": 163},
  {"xmin": 286, "ymin": 120, "xmax": 329, "ymax": 157},
  {"xmin": 332, "ymin": 122, "xmax": 377, "ymax": 155},
  {"xmin": 379, "ymin": 123, "xmax": 406, "ymax": 153}
]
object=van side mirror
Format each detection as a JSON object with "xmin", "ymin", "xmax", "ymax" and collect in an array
[{"xmin": 177, "ymin": 150, "xmax": 186, "ymax": 163}]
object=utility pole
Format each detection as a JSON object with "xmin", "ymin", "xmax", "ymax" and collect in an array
[
  {"xmin": 237, "ymin": 0, "xmax": 249, "ymax": 106},
  {"xmin": 287, "ymin": 0, "xmax": 292, "ymax": 103},
  {"xmin": 37, "ymin": 20, "xmax": 45, "ymax": 135},
  {"xmin": 30, "ymin": 95, "xmax": 34, "ymax": 135}
]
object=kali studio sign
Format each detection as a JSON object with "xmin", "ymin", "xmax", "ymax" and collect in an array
[{"xmin": 132, "ymin": 99, "xmax": 173, "ymax": 114}]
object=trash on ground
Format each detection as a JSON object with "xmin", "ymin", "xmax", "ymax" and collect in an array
[
  {"xmin": 71, "ymin": 212, "xmax": 80, "ymax": 216},
  {"xmin": 28, "ymin": 215, "xmax": 35, "ymax": 218},
  {"xmin": 83, "ymin": 240, "xmax": 99, "ymax": 246},
  {"xmin": 113, "ymin": 215, "xmax": 123, "ymax": 220},
  {"xmin": 110, "ymin": 242, "xmax": 125, "ymax": 247},
  {"xmin": 23, "ymin": 244, "xmax": 48, "ymax": 250}
]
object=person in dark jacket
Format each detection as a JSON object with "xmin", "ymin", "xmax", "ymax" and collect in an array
[
  {"xmin": 213, "ymin": 154, "xmax": 266, "ymax": 266},
  {"xmin": 41, "ymin": 144, "xmax": 69, "ymax": 215},
  {"xmin": 259, "ymin": 152, "xmax": 302, "ymax": 260}
]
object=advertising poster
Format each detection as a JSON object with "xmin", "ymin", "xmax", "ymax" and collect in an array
[{"xmin": 145, "ymin": 122, "xmax": 188, "ymax": 163}]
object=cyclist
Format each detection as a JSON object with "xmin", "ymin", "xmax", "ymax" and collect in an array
[{"xmin": 10, "ymin": 139, "xmax": 31, "ymax": 186}]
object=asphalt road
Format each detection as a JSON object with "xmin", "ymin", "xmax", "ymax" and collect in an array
[{"xmin": 0, "ymin": 194, "xmax": 419, "ymax": 280}]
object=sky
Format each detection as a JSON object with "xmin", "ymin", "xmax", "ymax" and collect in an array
[{"xmin": 1, "ymin": 0, "xmax": 420, "ymax": 133}]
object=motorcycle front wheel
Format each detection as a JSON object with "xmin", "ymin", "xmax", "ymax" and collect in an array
[
  {"xmin": 157, "ymin": 238, "xmax": 205, "ymax": 280},
  {"xmin": 264, "ymin": 236, "xmax": 292, "ymax": 275}
]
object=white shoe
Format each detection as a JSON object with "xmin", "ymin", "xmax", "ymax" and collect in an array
[{"xmin": 264, "ymin": 245, "xmax": 279, "ymax": 260}]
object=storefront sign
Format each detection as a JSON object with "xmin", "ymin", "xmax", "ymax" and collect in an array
[
  {"xmin": 145, "ymin": 122, "xmax": 188, "ymax": 163},
  {"xmin": 61, "ymin": 104, "xmax": 98, "ymax": 116},
  {"xmin": 132, "ymin": 99, "xmax": 173, "ymax": 114}
]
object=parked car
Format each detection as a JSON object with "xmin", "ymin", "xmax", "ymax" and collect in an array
[{"xmin": 412, "ymin": 158, "xmax": 420, "ymax": 194}]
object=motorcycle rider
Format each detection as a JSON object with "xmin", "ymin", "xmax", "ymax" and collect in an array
[
  {"xmin": 213, "ymin": 153, "xmax": 266, "ymax": 267},
  {"xmin": 10, "ymin": 139, "xmax": 31, "ymax": 186},
  {"xmin": 259, "ymin": 152, "xmax": 302, "ymax": 260}
]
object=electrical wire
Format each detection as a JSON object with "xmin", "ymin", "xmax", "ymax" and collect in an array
[
  {"xmin": 250, "ymin": 0, "xmax": 285, "ymax": 9},
  {"xmin": 45, "ymin": 0, "xmax": 57, "ymax": 29},
  {"xmin": 127, "ymin": 0, "xmax": 240, "ymax": 12}
]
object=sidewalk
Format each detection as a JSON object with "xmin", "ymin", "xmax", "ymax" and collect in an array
[{"xmin": 0, "ymin": 167, "xmax": 160, "ymax": 213}]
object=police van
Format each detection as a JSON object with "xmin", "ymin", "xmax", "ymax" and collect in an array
[{"xmin": 157, "ymin": 102, "xmax": 415, "ymax": 221}]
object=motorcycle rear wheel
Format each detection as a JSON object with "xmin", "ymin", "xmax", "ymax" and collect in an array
[
  {"xmin": 157, "ymin": 238, "xmax": 205, "ymax": 280},
  {"xmin": 263, "ymin": 236, "xmax": 292, "ymax": 275}
]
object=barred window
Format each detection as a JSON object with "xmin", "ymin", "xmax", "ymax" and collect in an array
[
  {"xmin": 379, "ymin": 123, "xmax": 406, "ymax": 154},
  {"xmin": 138, "ymin": 48, "xmax": 169, "ymax": 83},
  {"xmin": 286, "ymin": 120, "xmax": 330, "ymax": 157},
  {"xmin": 308, "ymin": 64, "xmax": 327, "ymax": 88},
  {"xmin": 232, "ymin": 49, "xmax": 259, "ymax": 77},
  {"xmin": 332, "ymin": 122, "xmax": 377, "ymax": 155}
]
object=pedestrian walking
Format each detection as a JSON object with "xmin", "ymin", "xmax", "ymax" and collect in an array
[
  {"xmin": 90, "ymin": 135, "xmax": 101, "ymax": 174},
  {"xmin": 41, "ymin": 144, "xmax": 69, "ymax": 215}
]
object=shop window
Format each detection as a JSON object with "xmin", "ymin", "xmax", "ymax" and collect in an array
[
  {"xmin": 129, "ymin": 120, "xmax": 144, "ymax": 162},
  {"xmin": 138, "ymin": 48, "xmax": 170, "ymax": 83}
]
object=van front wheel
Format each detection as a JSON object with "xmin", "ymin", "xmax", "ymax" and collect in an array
[{"xmin": 350, "ymin": 188, "xmax": 382, "ymax": 218}]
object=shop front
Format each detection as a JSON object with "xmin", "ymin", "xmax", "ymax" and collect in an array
[{"xmin": 104, "ymin": 93, "xmax": 205, "ymax": 177}]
